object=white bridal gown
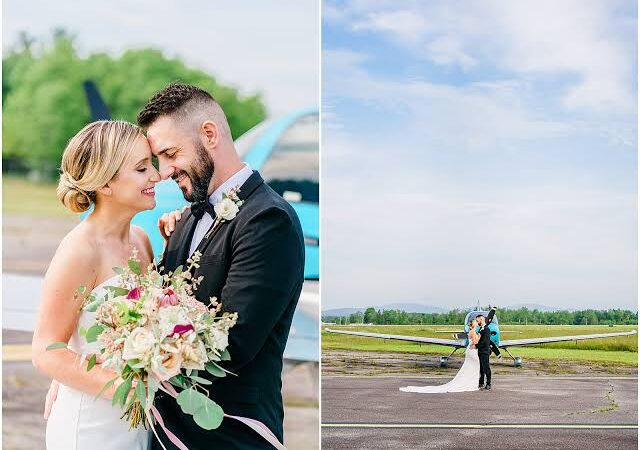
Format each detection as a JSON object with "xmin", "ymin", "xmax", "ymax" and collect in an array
[
  {"xmin": 46, "ymin": 275, "xmax": 150, "ymax": 450},
  {"xmin": 399, "ymin": 343, "xmax": 480, "ymax": 393}
]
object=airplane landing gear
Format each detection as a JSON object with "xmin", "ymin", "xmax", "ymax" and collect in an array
[
  {"xmin": 503, "ymin": 347, "xmax": 522, "ymax": 367},
  {"xmin": 440, "ymin": 347, "xmax": 461, "ymax": 367}
]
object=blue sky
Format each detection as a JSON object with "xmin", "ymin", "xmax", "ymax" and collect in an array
[
  {"xmin": 3, "ymin": 0, "xmax": 319, "ymax": 115},
  {"xmin": 322, "ymin": 0, "xmax": 637, "ymax": 310}
]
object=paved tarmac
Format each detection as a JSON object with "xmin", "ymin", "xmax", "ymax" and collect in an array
[
  {"xmin": 3, "ymin": 330, "xmax": 319, "ymax": 450},
  {"xmin": 321, "ymin": 376, "xmax": 638, "ymax": 450}
]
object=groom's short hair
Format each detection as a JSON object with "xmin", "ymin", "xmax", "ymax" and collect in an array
[{"xmin": 137, "ymin": 82, "xmax": 232, "ymax": 138}]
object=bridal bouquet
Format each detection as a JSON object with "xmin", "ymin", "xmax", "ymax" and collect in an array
[{"xmin": 49, "ymin": 250, "xmax": 238, "ymax": 443}]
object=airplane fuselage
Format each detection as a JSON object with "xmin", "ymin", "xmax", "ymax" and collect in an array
[{"xmin": 463, "ymin": 310, "xmax": 501, "ymax": 348}]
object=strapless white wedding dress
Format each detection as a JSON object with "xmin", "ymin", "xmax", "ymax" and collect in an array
[
  {"xmin": 46, "ymin": 275, "xmax": 150, "ymax": 450},
  {"xmin": 399, "ymin": 344, "xmax": 480, "ymax": 393}
]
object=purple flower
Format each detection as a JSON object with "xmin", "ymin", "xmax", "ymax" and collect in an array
[
  {"xmin": 127, "ymin": 287, "xmax": 142, "ymax": 301},
  {"xmin": 172, "ymin": 324, "xmax": 194, "ymax": 335},
  {"xmin": 159, "ymin": 289, "xmax": 178, "ymax": 307}
]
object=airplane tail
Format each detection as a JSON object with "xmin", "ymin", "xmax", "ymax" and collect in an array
[{"xmin": 83, "ymin": 80, "xmax": 111, "ymax": 121}]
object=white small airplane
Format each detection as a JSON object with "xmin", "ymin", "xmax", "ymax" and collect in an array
[{"xmin": 325, "ymin": 307, "xmax": 637, "ymax": 367}]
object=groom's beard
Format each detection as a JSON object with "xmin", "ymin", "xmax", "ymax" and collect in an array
[{"xmin": 177, "ymin": 142, "xmax": 214, "ymax": 203}]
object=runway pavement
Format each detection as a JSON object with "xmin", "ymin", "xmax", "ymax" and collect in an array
[
  {"xmin": 3, "ymin": 330, "xmax": 319, "ymax": 450},
  {"xmin": 321, "ymin": 376, "xmax": 638, "ymax": 450}
]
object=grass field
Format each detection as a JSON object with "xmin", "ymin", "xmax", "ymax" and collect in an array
[
  {"xmin": 322, "ymin": 325, "xmax": 638, "ymax": 366},
  {"xmin": 3, "ymin": 176, "xmax": 74, "ymax": 218}
]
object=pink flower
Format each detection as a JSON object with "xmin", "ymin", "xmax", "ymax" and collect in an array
[
  {"xmin": 158, "ymin": 289, "xmax": 179, "ymax": 307},
  {"xmin": 172, "ymin": 324, "xmax": 194, "ymax": 335},
  {"xmin": 127, "ymin": 287, "xmax": 142, "ymax": 301}
]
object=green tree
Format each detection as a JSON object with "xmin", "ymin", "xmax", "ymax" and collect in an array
[
  {"xmin": 3, "ymin": 33, "xmax": 266, "ymax": 176},
  {"xmin": 363, "ymin": 307, "xmax": 377, "ymax": 324}
]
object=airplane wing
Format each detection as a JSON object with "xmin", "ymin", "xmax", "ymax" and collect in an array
[
  {"xmin": 324, "ymin": 328, "xmax": 466, "ymax": 348},
  {"xmin": 499, "ymin": 329, "xmax": 636, "ymax": 348}
]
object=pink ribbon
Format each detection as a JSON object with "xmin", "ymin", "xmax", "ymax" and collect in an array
[
  {"xmin": 150, "ymin": 405, "xmax": 189, "ymax": 450},
  {"xmin": 155, "ymin": 381, "xmax": 286, "ymax": 450}
]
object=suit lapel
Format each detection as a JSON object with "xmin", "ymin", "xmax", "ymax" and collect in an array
[
  {"xmin": 193, "ymin": 171, "xmax": 265, "ymax": 256},
  {"xmin": 175, "ymin": 212, "xmax": 199, "ymax": 267}
]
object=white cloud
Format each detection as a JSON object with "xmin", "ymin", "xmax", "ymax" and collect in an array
[
  {"xmin": 327, "ymin": 0, "xmax": 636, "ymax": 114},
  {"xmin": 321, "ymin": 134, "xmax": 637, "ymax": 310},
  {"xmin": 322, "ymin": 1, "xmax": 637, "ymax": 310},
  {"xmin": 323, "ymin": 48, "xmax": 577, "ymax": 153}
]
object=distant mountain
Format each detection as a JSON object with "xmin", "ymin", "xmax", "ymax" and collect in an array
[
  {"xmin": 322, "ymin": 302, "xmax": 572, "ymax": 317},
  {"xmin": 321, "ymin": 307, "xmax": 366, "ymax": 317},
  {"xmin": 504, "ymin": 303, "xmax": 565, "ymax": 312},
  {"xmin": 322, "ymin": 303, "xmax": 447, "ymax": 317},
  {"xmin": 382, "ymin": 303, "xmax": 448, "ymax": 313}
]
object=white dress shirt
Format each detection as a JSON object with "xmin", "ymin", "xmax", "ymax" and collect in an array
[{"xmin": 189, "ymin": 164, "xmax": 253, "ymax": 256}]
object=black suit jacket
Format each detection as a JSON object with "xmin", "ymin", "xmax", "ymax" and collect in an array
[
  {"xmin": 477, "ymin": 326, "xmax": 492, "ymax": 355},
  {"xmin": 477, "ymin": 308, "xmax": 497, "ymax": 355},
  {"xmin": 152, "ymin": 171, "xmax": 305, "ymax": 450}
]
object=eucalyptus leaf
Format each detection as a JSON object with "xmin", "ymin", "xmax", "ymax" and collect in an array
[
  {"xmin": 128, "ymin": 360, "xmax": 146, "ymax": 369},
  {"xmin": 205, "ymin": 363, "xmax": 226, "ymax": 378},
  {"xmin": 176, "ymin": 388, "xmax": 224, "ymax": 430},
  {"xmin": 95, "ymin": 377, "xmax": 117, "ymax": 400},
  {"xmin": 169, "ymin": 374, "xmax": 187, "ymax": 389},
  {"xmin": 207, "ymin": 361, "xmax": 236, "ymax": 377},
  {"xmin": 112, "ymin": 378, "xmax": 132, "ymax": 408},
  {"xmin": 105, "ymin": 286, "xmax": 129, "ymax": 297},
  {"xmin": 147, "ymin": 376, "xmax": 158, "ymax": 394},
  {"xmin": 146, "ymin": 376, "xmax": 158, "ymax": 410},
  {"xmin": 112, "ymin": 267, "xmax": 126, "ymax": 275},
  {"xmin": 85, "ymin": 324, "xmax": 105, "ymax": 343},
  {"xmin": 219, "ymin": 349, "xmax": 231, "ymax": 361},
  {"xmin": 128, "ymin": 260, "xmax": 141, "ymax": 275},
  {"xmin": 190, "ymin": 375, "xmax": 213, "ymax": 385},
  {"xmin": 193, "ymin": 397, "xmax": 224, "ymax": 430},
  {"xmin": 83, "ymin": 296, "xmax": 103, "ymax": 312},
  {"xmin": 46, "ymin": 342, "xmax": 68, "ymax": 351},
  {"xmin": 176, "ymin": 388, "xmax": 206, "ymax": 415},
  {"xmin": 135, "ymin": 381, "xmax": 146, "ymax": 409},
  {"xmin": 86, "ymin": 354, "xmax": 97, "ymax": 371}
]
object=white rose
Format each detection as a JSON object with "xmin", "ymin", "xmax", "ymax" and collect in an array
[
  {"xmin": 122, "ymin": 327, "xmax": 156, "ymax": 361},
  {"xmin": 211, "ymin": 327, "xmax": 229, "ymax": 351},
  {"xmin": 214, "ymin": 198, "xmax": 239, "ymax": 221},
  {"xmin": 181, "ymin": 341, "xmax": 207, "ymax": 370},
  {"xmin": 151, "ymin": 351, "xmax": 183, "ymax": 381}
]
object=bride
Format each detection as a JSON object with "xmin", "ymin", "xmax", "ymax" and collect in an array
[
  {"xmin": 400, "ymin": 318, "xmax": 481, "ymax": 393},
  {"xmin": 31, "ymin": 120, "xmax": 161, "ymax": 449}
]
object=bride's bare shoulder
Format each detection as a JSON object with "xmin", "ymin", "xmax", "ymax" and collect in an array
[{"xmin": 46, "ymin": 223, "xmax": 99, "ymax": 287}]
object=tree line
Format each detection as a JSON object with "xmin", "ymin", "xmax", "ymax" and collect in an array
[
  {"xmin": 3, "ymin": 30, "xmax": 266, "ymax": 178},
  {"xmin": 323, "ymin": 307, "xmax": 638, "ymax": 326}
]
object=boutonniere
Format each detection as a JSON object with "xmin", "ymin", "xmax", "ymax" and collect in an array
[
  {"xmin": 205, "ymin": 185, "xmax": 244, "ymax": 239},
  {"xmin": 214, "ymin": 185, "xmax": 244, "ymax": 222}
]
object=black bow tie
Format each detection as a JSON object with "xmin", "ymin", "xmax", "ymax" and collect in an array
[{"xmin": 190, "ymin": 200, "xmax": 215, "ymax": 220}]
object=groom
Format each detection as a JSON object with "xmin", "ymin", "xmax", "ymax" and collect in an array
[
  {"xmin": 138, "ymin": 83, "xmax": 305, "ymax": 448},
  {"xmin": 476, "ymin": 307, "xmax": 496, "ymax": 390}
]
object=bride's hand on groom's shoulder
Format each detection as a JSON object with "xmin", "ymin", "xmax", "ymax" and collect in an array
[{"xmin": 158, "ymin": 206, "xmax": 188, "ymax": 240}]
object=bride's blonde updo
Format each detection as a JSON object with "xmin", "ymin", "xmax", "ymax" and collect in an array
[{"xmin": 57, "ymin": 120, "xmax": 144, "ymax": 213}]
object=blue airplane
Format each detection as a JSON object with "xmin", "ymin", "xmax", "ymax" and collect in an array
[
  {"xmin": 325, "ymin": 306, "xmax": 636, "ymax": 367},
  {"xmin": 82, "ymin": 81, "xmax": 319, "ymax": 366}
]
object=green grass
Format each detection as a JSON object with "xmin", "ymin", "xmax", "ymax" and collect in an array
[
  {"xmin": 3, "ymin": 176, "xmax": 75, "ymax": 217},
  {"xmin": 323, "ymin": 324, "xmax": 638, "ymax": 366}
]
